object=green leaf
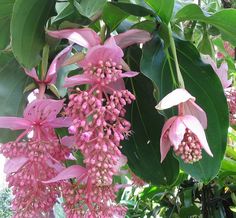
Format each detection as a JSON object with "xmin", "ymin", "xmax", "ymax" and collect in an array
[
  {"xmin": 110, "ymin": 2, "xmax": 154, "ymax": 17},
  {"xmin": 74, "ymin": 0, "xmax": 106, "ymax": 19},
  {"xmin": 102, "ymin": 3, "xmax": 129, "ymax": 31},
  {"xmin": 174, "ymin": 4, "xmax": 236, "ymax": 46},
  {"xmin": 11, "ymin": 0, "xmax": 56, "ymax": 68},
  {"xmin": 140, "ymin": 35, "xmax": 228, "ymax": 182},
  {"xmin": 0, "ymin": 0, "xmax": 15, "ymax": 50},
  {"xmin": 0, "ymin": 52, "xmax": 30, "ymax": 143},
  {"xmin": 197, "ymin": 31, "xmax": 213, "ymax": 56},
  {"xmin": 131, "ymin": 20, "xmax": 156, "ymax": 32},
  {"xmin": 145, "ymin": 0, "xmax": 174, "ymax": 23},
  {"xmin": 123, "ymin": 75, "xmax": 179, "ymax": 186}
]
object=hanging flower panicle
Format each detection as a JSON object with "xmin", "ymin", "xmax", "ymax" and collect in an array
[
  {"xmin": 45, "ymin": 27, "xmax": 151, "ymax": 217},
  {"xmin": 156, "ymin": 89, "xmax": 213, "ymax": 163},
  {"xmin": 0, "ymin": 99, "xmax": 71, "ymax": 217}
]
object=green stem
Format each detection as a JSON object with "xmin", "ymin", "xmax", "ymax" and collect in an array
[
  {"xmin": 100, "ymin": 23, "xmax": 107, "ymax": 43},
  {"xmin": 165, "ymin": 49, "xmax": 178, "ymax": 87},
  {"xmin": 168, "ymin": 24, "xmax": 185, "ymax": 88}
]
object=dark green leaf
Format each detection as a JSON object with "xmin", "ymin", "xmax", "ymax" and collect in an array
[
  {"xmin": 74, "ymin": 0, "xmax": 106, "ymax": 19},
  {"xmin": 123, "ymin": 75, "xmax": 179, "ymax": 186},
  {"xmin": 0, "ymin": 0, "xmax": 15, "ymax": 50},
  {"xmin": 198, "ymin": 31, "xmax": 213, "ymax": 56},
  {"xmin": 110, "ymin": 2, "xmax": 154, "ymax": 17},
  {"xmin": 140, "ymin": 35, "xmax": 228, "ymax": 182},
  {"xmin": 131, "ymin": 20, "xmax": 156, "ymax": 32},
  {"xmin": 11, "ymin": 0, "xmax": 56, "ymax": 68},
  {"xmin": 145, "ymin": 0, "xmax": 174, "ymax": 23},
  {"xmin": 0, "ymin": 52, "xmax": 30, "ymax": 143},
  {"xmin": 175, "ymin": 4, "xmax": 236, "ymax": 46},
  {"xmin": 102, "ymin": 3, "xmax": 129, "ymax": 31}
]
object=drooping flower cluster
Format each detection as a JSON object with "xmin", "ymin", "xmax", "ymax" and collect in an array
[
  {"xmin": 156, "ymin": 89, "xmax": 213, "ymax": 163},
  {"xmin": 0, "ymin": 99, "xmax": 71, "ymax": 217},
  {"xmin": 43, "ymin": 27, "xmax": 151, "ymax": 217}
]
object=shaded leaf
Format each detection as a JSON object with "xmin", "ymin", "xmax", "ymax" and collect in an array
[
  {"xmin": 0, "ymin": 52, "xmax": 30, "ymax": 143},
  {"xmin": 0, "ymin": 0, "xmax": 15, "ymax": 50},
  {"xmin": 11, "ymin": 0, "xmax": 56, "ymax": 68}
]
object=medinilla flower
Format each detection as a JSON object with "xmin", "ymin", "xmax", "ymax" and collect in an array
[
  {"xmin": 0, "ymin": 99, "xmax": 71, "ymax": 217},
  {"xmin": 156, "ymin": 89, "xmax": 213, "ymax": 163},
  {"xmin": 45, "ymin": 28, "xmax": 150, "ymax": 217},
  {"xmin": 47, "ymin": 28, "xmax": 151, "ymax": 91},
  {"xmin": 160, "ymin": 115, "xmax": 213, "ymax": 163},
  {"xmin": 156, "ymin": 88, "xmax": 208, "ymax": 129}
]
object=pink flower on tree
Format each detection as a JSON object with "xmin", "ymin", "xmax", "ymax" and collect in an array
[
  {"xmin": 156, "ymin": 89, "xmax": 213, "ymax": 163},
  {"xmin": 45, "ymin": 27, "xmax": 151, "ymax": 217},
  {"xmin": 0, "ymin": 99, "xmax": 71, "ymax": 217}
]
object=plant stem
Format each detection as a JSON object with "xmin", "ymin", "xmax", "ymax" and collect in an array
[{"xmin": 168, "ymin": 24, "xmax": 185, "ymax": 88}]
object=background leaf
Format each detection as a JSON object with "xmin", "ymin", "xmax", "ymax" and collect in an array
[
  {"xmin": 140, "ymin": 35, "xmax": 228, "ymax": 182},
  {"xmin": 11, "ymin": 0, "xmax": 56, "ymax": 68},
  {"xmin": 174, "ymin": 4, "xmax": 236, "ymax": 46},
  {"xmin": 0, "ymin": 0, "xmax": 15, "ymax": 50},
  {"xmin": 145, "ymin": 0, "xmax": 174, "ymax": 23},
  {"xmin": 0, "ymin": 52, "xmax": 30, "ymax": 143}
]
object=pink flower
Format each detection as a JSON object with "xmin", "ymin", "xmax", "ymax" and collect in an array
[
  {"xmin": 203, "ymin": 55, "xmax": 232, "ymax": 89},
  {"xmin": 156, "ymin": 88, "xmax": 207, "ymax": 129},
  {"xmin": 47, "ymin": 28, "xmax": 151, "ymax": 91},
  {"xmin": 160, "ymin": 115, "xmax": 213, "ymax": 163},
  {"xmin": 0, "ymin": 99, "xmax": 71, "ymax": 139},
  {"xmin": 24, "ymin": 45, "xmax": 72, "ymax": 85}
]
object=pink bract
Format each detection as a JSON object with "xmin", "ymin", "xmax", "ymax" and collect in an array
[
  {"xmin": 160, "ymin": 115, "xmax": 213, "ymax": 163},
  {"xmin": 156, "ymin": 88, "xmax": 207, "ymax": 129},
  {"xmin": 203, "ymin": 55, "xmax": 232, "ymax": 89}
]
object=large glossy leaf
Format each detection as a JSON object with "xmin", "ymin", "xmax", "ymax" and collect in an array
[
  {"xmin": 122, "ymin": 46, "xmax": 179, "ymax": 186},
  {"xmin": 145, "ymin": 0, "xmax": 174, "ymax": 23},
  {"xmin": 140, "ymin": 35, "xmax": 228, "ymax": 182},
  {"xmin": 0, "ymin": 52, "xmax": 30, "ymax": 143},
  {"xmin": 123, "ymin": 74, "xmax": 179, "ymax": 186},
  {"xmin": 174, "ymin": 4, "xmax": 236, "ymax": 46},
  {"xmin": 11, "ymin": 0, "xmax": 56, "ymax": 68},
  {"xmin": 0, "ymin": 0, "xmax": 15, "ymax": 50}
]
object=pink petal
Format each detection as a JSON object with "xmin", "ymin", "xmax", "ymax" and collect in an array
[
  {"xmin": 184, "ymin": 100, "xmax": 207, "ymax": 129},
  {"xmin": 43, "ymin": 165, "xmax": 87, "ymax": 183},
  {"xmin": 46, "ymin": 158, "xmax": 65, "ymax": 172},
  {"xmin": 24, "ymin": 68, "xmax": 40, "ymax": 82},
  {"xmin": 160, "ymin": 116, "xmax": 177, "ymax": 162},
  {"xmin": 217, "ymin": 62, "xmax": 232, "ymax": 88},
  {"xmin": 156, "ymin": 88, "xmax": 195, "ymax": 110},
  {"xmin": 121, "ymin": 71, "xmax": 139, "ymax": 78},
  {"xmin": 46, "ymin": 45, "xmax": 73, "ymax": 84},
  {"xmin": 203, "ymin": 55, "xmax": 232, "ymax": 88},
  {"xmin": 106, "ymin": 79, "xmax": 126, "ymax": 92},
  {"xmin": 113, "ymin": 29, "xmax": 151, "ymax": 49},
  {"xmin": 181, "ymin": 115, "xmax": 213, "ymax": 157},
  {"xmin": 48, "ymin": 117, "xmax": 72, "ymax": 128},
  {"xmin": 0, "ymin": 117, "xmax": 31, "ymax": 130},
  {"xmin": 64, "ymin": 74, "xmax": 93, "ymax": 88},
  {"xmin": 79, "ymin": 44, "xmax": 124, "ymax": 68},
  {"xmin": 61, "ymin": 136, "xmax": 76, "ymax": 147},
  {"xmin": 168, "ymin": 117, "xmax": 186, "ymax": 149},
  {"xmin": 4, "ymin": 157, "xmax": 28, "ymax": 175},
  {"xmin": 47, "ymin": 28, "xmax": 101, "ymax": 48}
]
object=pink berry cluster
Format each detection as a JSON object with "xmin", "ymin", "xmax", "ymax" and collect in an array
[
  {"xmin": 62, "ymin": 59, "xmax": 136, "ymax": 216},
  {"xmin": 0, "ymin": 133, "xmax": 69, "ymax": 217},
  {"xmin": 225, "ymin": 87, "xmax": 236, "ymax": 126}
]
